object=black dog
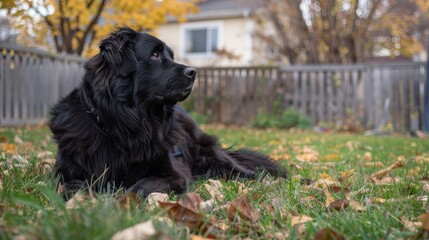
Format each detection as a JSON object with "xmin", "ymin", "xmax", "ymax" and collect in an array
[{"xmin": 49, "ymin": 27, "xmax": 287, "ymax": 198}]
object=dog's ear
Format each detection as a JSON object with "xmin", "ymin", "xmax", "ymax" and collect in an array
[{"xmin": 99, "ymin": 27, "xmax": 138, "ymax": 77}]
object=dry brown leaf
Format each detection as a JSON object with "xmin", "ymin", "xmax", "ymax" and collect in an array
[
  {"xmin": 338, "ymin": 169, "xmax": 355, "ymax": 181},
  {"xmin": 37, "ymin": 151, "xmax": 54, "ymax": 159},
  {"xmin": 204, "ymin": 179, "xmax": 224, "ymax": 201},
  {"xmin": 66, "ymin": 192, "xmax": 97, "ymax": 209},
  {"xmin": 294, "ymin": 146, "xmax": 320, "ymax": 162},
  {"xmin": 118, "ymin": 192, "xmax": 141, "ymax": 209},
  {"xmin": 111, "ymin": 220, "xmax": 156, "ymax": 240},
  {"xmin": 227, "ymin": 195, "xmax": 259, "ymax": 223},
  {"xmin": 415, "ymin": 154, "xmax": 429, "ymax": 164},
  {"xmin": 320, "ymin": 173, "xmax": 334, "ymax": 180},
  {"xmin": 314, "ymin": 227, "xmax": 346, "ymax": 240},
  {"xmin": 328, "ymin": 199, "xmax": 349, "ymax": 211},
  {"xmin": 371, "ymin": 177, "xmax": 402, "ymax": 185},
  {"xmin": 324, "ymin": 188, "xmax": 335, "ymax": 208},
  {"xmin": 418, "ymin": 213, "xmax": 429, "ymax": 231},
  {"xmin": 348, "ymin": 199, "xmax": 364, "ymax": 212},
  {"xmin": 190, "ymin": 235, "xmax": 213, "ymax": 240},
  {"xmin": 157, "ymin": 192, "xmax": 225, "ymax": 239},
  {"xmin": 401, "ymin": 216, "xmax": 422, "ymax": 232},
  {"xmin": 370, "ymin": 160, "xmax": 403, "ymax": 181},
  {"xmin": 147, "ymin": 192, "xmax": 169, "ymax": 210},
  {"xmin": 321, "ymin": 154, "xmax": 341, "ymax": 162},
  {"xmin": 290, "ymin": 215, "xmax": 313, "ymax": 227},
  {"xmin": 328, "ymin": 186, "xmax": 350, "ymax": 196},
  {"xmin": 363, "ymin": 162, "xmax": 384, "ymax": 168},
  {"xmin": 159, "ymin": 192, "xmax": 202, "ymax": 229},
  {"xmin": 201, "ymin": 199, "xmax": 216, "ymax": 211},
  {"xmin": 363, "ymin": 152, "xmax": 372, "ymax": 161},
  {"xmin": 13, "ymin": 135, "xmax": 24, "ymax": 145},
  {"xmin": 308, "ymin": 179, "xmax": 339, "ymax": 190},
  {"xmin": 421, "ymin": 181, "xmax": 429, "ymax": 193}
]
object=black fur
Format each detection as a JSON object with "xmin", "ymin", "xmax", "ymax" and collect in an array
[{"xmin": 49, "ymin": 27, "xmax": 287, "ymax": 198}]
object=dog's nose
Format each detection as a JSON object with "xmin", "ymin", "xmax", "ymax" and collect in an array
[{"xmin": 184, "ymin": 67, "xmax": 197, "ymax": 79}]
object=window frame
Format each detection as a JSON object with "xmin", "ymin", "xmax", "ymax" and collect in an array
[{"xmin": 180, "ymin": 21, "xmax": 223, "ymax": 58}]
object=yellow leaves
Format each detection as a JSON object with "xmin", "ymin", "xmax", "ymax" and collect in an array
[
  {"xmin": 290, "ymin": 215, "xmax": 313, "ymax": 227},
  {"xmin": 294, "ymin": 146, "xmax": 320, "ymax": 162},
  {"xmin": 0, "ymin": 143, "xmax": 17, "ymax": 154},
  {"xmin": 369, "ymin": 159, "xmax": 403, "ymax": 183}
]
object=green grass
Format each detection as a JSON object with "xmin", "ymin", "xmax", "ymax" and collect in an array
[{"xmin": 1, "ymin": 125, "xmax": 428, "ymax": 239}]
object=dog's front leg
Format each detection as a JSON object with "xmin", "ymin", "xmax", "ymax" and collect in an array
[{"xmin": 128, "ymin": 153, "xmax": 189, "ymax": 197}]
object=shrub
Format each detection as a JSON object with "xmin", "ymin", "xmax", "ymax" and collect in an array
[{"xmin": 253, "ymin": 108, "xmax": 312, "ymax": 129}]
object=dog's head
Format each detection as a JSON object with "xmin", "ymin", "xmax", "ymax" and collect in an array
[{"xmin": 87, "ymin": 27, "xmax": 196, "ymax": 107}]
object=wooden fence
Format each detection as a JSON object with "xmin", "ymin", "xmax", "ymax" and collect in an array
[
  {"xmin": 0, "ymin": 44, "xmax": 427, "ymax": 131},
  {"xmin": 0, "ymin": 44, "xmax": 85, "ymax": 125},
  {"xmin": 192, "ymin": 63, "xmax": 427, "ymax": 131}
]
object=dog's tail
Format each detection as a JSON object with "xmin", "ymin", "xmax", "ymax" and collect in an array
[{"xmin": 227, "ymin": 148, "xmax": 288, "ymax": 178}]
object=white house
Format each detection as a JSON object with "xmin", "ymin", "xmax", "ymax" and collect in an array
[{"xmin": 156, "ymin": 0, "xmax": 265, "ymax": 67}]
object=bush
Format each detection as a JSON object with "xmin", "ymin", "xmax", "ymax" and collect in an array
[{"xmin": 253, "ymin": 108, "xmax": 312, "ymax": 129}]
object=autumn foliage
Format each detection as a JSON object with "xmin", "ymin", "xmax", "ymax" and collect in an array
[{"xmin": 2, "ymin": 0, "xmax": 197, "ymax": 56}]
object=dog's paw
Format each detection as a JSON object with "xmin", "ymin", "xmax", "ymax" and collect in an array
[
  {"xmin": 129, "ymin": 176, "xmax": 186, "ymax": 197},
  {"xmin": 63, "ymin": 180, "xmax": 86, "ymax": 199}
]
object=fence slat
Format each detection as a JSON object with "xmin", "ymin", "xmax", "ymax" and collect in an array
[{"xmin": 0, "ymin": 45, "xmax": 84, "ymax": 126}]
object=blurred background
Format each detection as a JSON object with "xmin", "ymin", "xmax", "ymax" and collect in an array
[{"xmin": 0, "ymin": 0, "xmax": 428, "ymax": 133}]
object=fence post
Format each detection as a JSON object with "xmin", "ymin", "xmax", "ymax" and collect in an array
[{"xmin": 424, "ymin": 57, "xmax": 429, "ymax": 132}]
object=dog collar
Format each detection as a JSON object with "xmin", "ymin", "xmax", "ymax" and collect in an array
[{"xmin": 171, "ymin": 146, "xmax": 182, "ymax": 157}]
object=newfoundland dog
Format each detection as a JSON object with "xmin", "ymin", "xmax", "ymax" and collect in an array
[{"xmin": 49, "ymin": 27, "xmax": 287, "ymax": 198}]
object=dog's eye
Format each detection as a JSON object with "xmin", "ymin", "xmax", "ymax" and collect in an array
[{"xmin": 151, "ymin": 52, "xmax": 160, "ymax": 60}]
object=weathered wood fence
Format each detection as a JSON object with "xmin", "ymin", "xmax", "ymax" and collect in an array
[
  {"xmin": 192, "ymin": 63, "xmax": 427, "ymax": 131},
  {"xmin": 0, "ymin": 45, "xmax": 427, "ymax": 131},
  {"xmin": 0, "ymin": 44, "xmax": 85, "ymax": 125}
]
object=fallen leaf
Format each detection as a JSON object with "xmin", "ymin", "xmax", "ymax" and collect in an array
[
  {"xmin": 418, "ymin": 213, "xmax": 429, "ymax": 231},
  {"xmin": 111, "ymin": 220, "xmax": 156, "ymax": 240},
  {"xmin": 159, "ymin": 192, "xmax": 203, "ymax": 229},
  {"xmin": 66, "ymin": 192, "xmax": 97, "ymax": 209},
  {"xmin": 118, "ymin": 192, "xmax": 141, "ymax": 209},
  {"xmin": 328, "ymin": 199, "xmax": 349, "ymax": 211},
  {"xmin": 321, "ymin": 154, "xmax": 341, "ymax": 162},
  {"xmin": 324, "ymin": 188, "xmax": 335, "ymax": 208},
  {"xmin": 37, "ymin": 151, "xmax": 54, "ymax": 159},
  {"xmin": 371, "ymin": 177, "xmax": 402, "ymax": 185},
  {"xmin": 227, "ymin": 195, "xmax": 259, "ymax": 223},
  {"xmin": 201, "ymin": 199, "xmax": 216, "ymax": 211},
  {"xmin": 338, "ymin": 169, "xmax": 355, "ymax": 181},
  {"xmin": 309, "ymin": 179, "xmax": 339, "ymax": 190},
  {"xmin": 204, "ymin": 179, "xmax": 224, "ymax": 201},
  {"xmin": 290, "ymin": 215, "xmax": 313, "ymax": 226},
  {"xmin": 0, "ymin": 136, "xmax": 7, "ymax": 143},
  {"xmin": 363, "ymin": 162, "xmax": 384, "ymax": 168},
  {"xmin": 13, "ymin": 135, "xmax": 24, "ymax": 145},
  {"xmin": 314, "ymin": 227, "xmax": 346, "ymax": 240},
  {"xmin": 348, "ymin": 199, "xmax": 364, "ymax": 212},
  {"xmin": 363, "ymin": 152, "xmax": 372, "ymax": 161},
  {"xmin": 421, "ymin": 181, "xmax": 429, "ymax": 193},
  {"xmin": 190, "ymin": 235, "xmax": 213, "ymax": 240},
  {"xmin": 328, "ymin": 186, "xmax": 350, "ymax": 196},
  {"xmin": 294, "ymin": 146, "xmax": 319, "ymax": 162},
  {"xmin": 0, "ymin": 143, "xmax": 17, "ymax": 154},
  {"xmin": 320, "ymin": 173, "xmax": 334, "ymax": 180},
  {"xmin": 370, "ymin": 160, "xmax": 403, "ymax": 181},
  {"xmin": 401, "ymin": 216, "xmax": 422, "ymax": 232},
  {"xmin": 146, "ymin": 192, "xmax": 169, "ymax": 210}
]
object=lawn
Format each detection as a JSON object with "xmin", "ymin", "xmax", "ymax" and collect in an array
[{"xmin": 0, "ymin": 125, "xmax": 428, "ymax": 239}]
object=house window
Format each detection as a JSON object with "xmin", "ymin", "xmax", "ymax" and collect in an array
[{"xmin": 184, "ymin": 27, "xmax": 218, "ymax": 55}]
